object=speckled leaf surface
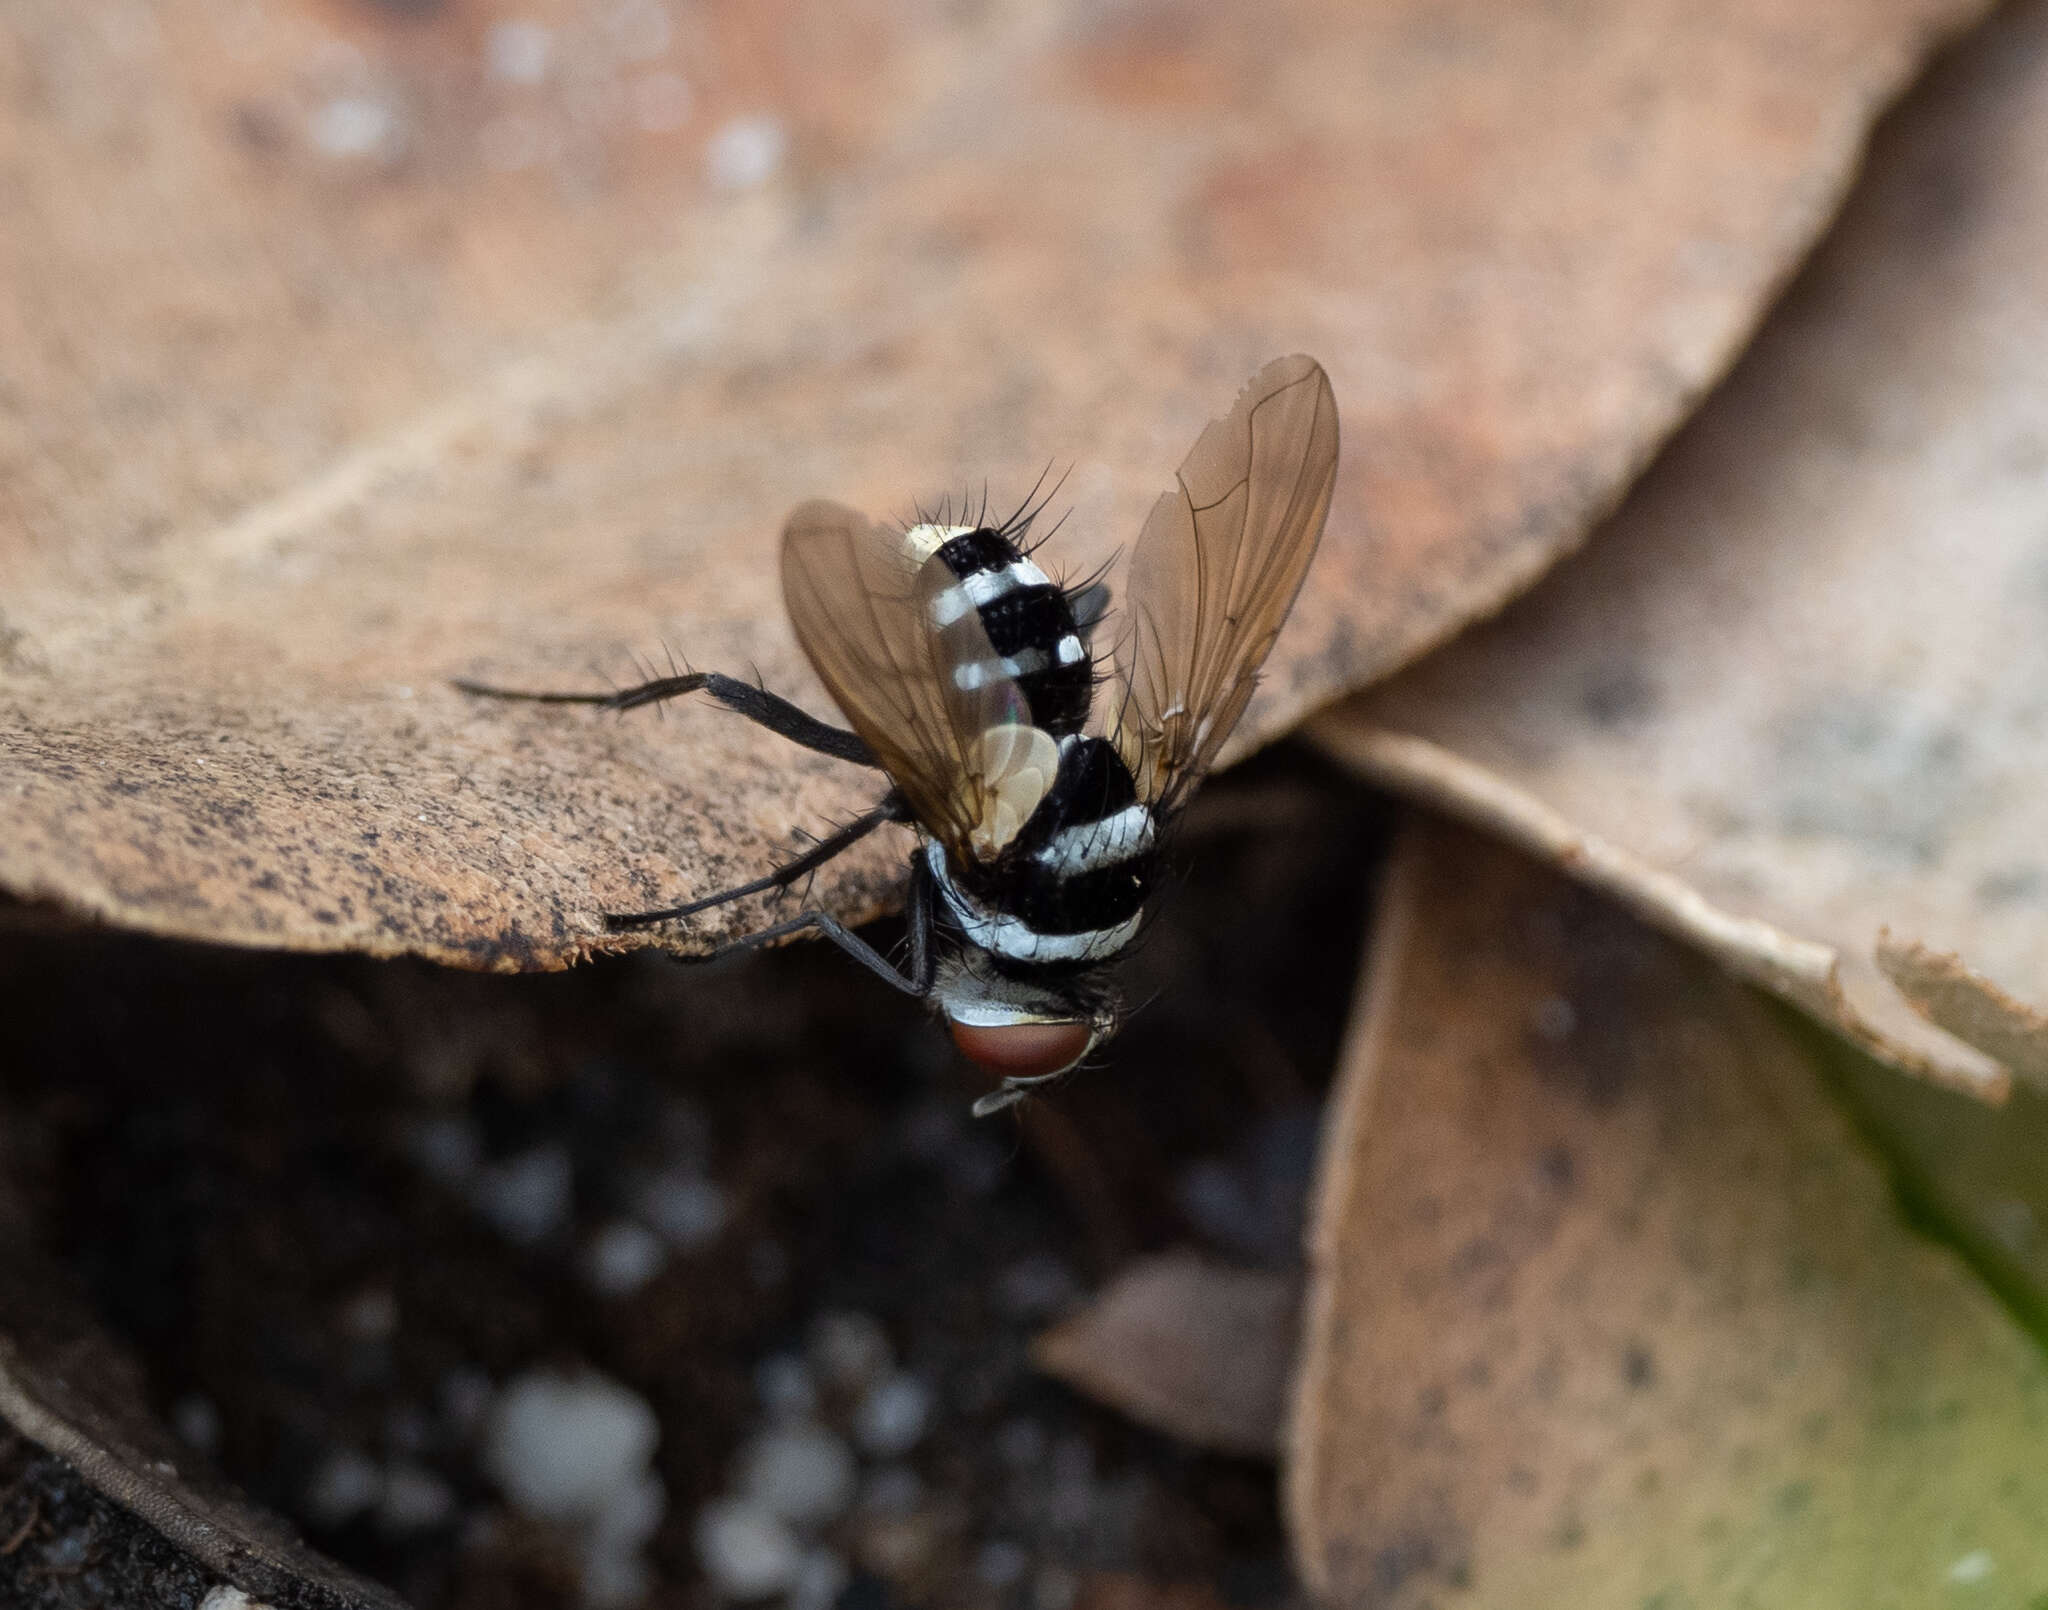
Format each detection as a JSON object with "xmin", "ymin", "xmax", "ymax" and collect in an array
[
  {"xmin": 1315, "ymin": 0, "xmax": 2048, "ymax": 1097},
  {"xmin": 0, "ymin": 0, "xmax": 1987, "ymax": 967},
  {"xmin": 1287, "ymin": 817, "xmax": 2048, "ymax": 1610}
]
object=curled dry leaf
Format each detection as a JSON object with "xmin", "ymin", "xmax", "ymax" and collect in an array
[
  {"xmin": 1288, "ymin": 817, "xmax": 2048, "ymax": 1608},
  {"xmin": 0, "ymin": 0, "xmax": 1991, "ymax": 965},
  {"xmin": 0, "ymin": 1237, "xmax": 405, "ymax": 1610},
  {"xmin": 1315, "ymin": 2, "xmax": 2048, "ymax": 1096},
  {"xmin": 1031, "ymin": 1252, "xmax": 1299, "ymax": 1460}
]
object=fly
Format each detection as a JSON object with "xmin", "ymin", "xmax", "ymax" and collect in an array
[{"xmin": 458, "ymin": 355, "xmax": 1340, "ymax": 1114}]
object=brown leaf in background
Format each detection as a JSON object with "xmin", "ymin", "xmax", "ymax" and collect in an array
[
  {"xmin": 1288, "ymin": 817, "xmax": 2048, "ymax": 1609},
  {"xmin": 0, "ymin": 0, "xmax": 1988, "ymax": 966},
  {"xmin": 0, "ymin": 1240, "xmax": 406, "ymax": 1610},
  {"xmin": 1314, "ymin": 0, "xmax": 2048, "ymax": 1097},
  {"xmin": 1032, "ymin": 1252, "xmax": 1298, "ymax": 1459}
]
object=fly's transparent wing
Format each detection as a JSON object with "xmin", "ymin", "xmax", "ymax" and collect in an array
[
  {"xmin": 1112, "ymin": 355, "xmax": 1339, "ymax": 807},
  {"xmin": 781, "ymin": 501, "xmax": 1042, "ymax": 864}
]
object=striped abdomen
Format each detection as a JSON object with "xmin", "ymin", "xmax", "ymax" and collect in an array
[
  {"xmin": 928, "ymin": 527, "xmax": 1093, "ymax": 736},
  {"xmin": 933, "ymin": 736, "xmax": 1158, "ymax": 970}
]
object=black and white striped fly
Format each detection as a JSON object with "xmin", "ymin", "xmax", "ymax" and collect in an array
[{"xmin": 459, "ymin": 354, "xmax": 1339, "ymax": 1114}]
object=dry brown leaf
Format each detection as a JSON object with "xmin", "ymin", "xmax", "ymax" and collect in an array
[
  {"xmin": 1287, "ymin": 817, "xmax": 2048, "ymax": 1609},
  {"xmin": 1031, "ymin": 1252, "xmax": 1298, "ymax": 1459},
  {"xmin": 1314, "ymin": 2, "xmax": 2048, "ymax": 1097},
  {"xmin": 0, "ymin": 0, "xmax": 1989, "ymax": 966},
  {"xmin": 0, "ymin": 1238, "xmax": 404, "ymax": 1610}
]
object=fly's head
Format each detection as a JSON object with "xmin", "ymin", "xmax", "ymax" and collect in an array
[{"xmin": 934, "ymin": 952, "xmax": 1121, "ymax": 1116}]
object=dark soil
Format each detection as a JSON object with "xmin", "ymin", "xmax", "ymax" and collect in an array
[
  {"xmin": 0, "ymin": 1439, "xmax": 219, "ymax": 1610},
  {"xmin": 0, "ymin": 742, "xmax": 1388, "ymax": 1610}
]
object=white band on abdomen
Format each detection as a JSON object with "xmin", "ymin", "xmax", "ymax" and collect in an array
[
  {"xmin": 1033, "ymin": 804, "xmax": 1155, "ymax": 875},
  {"xmin": 927, "ymin": 558, "xmax": 1053, "ymax": 627},
  {"xmin": 927, "ymin": 841, "xmax": 1141, "ymax": 964}
]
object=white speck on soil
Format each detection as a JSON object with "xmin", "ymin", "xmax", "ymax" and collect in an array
[
  {"xmin": 200, "ymin": 1589, "xmax": 278, "ymax": 1610},
  {"xmin": 583, "ymin": 1218, "xmax": 668, "ymax": 1296},
  {"xmin": 808, "ymin": 1310, "xmax": 892, "ymax": 1392},
  {"xmin": 693, "ymin": 1497, "xmax": 803, "ymax": 1600},
  {"xmin": 483, "ymin": 1368, "xmax": 666, "ymax": 1604},
  {"xmin": 483, "ymin": 1369, "xmax": 660, "ymax": 1521},
  {"xmin": 584, "ymin": 1470, "xmax": 667, "ymax": 1608},
  {"xmin": 753, "ymin": 1351, "xmax": 818, "ymax": 1420},
  {"xmin": 788, "ymin": 1547, "xmax": 851, "ymax": 1610},
  {"xmin": 853, "ymin": 1373, "xmax": 932, "ymax": 1459},
  {"xmin": 637, "ymin": 1166, "xmax": 728, "ymax": 1249},
  {"xmin": 470, "ymin": 1143, "xmax": 574, "ymax": 1244},
  {"xmin": 736, "ymin": 1421, "xmax": 857, "ymax": 1528},
  {"xmin": 303, "ymin": 1447, "xmax": 382, "ymax": 1530},
  {"xmin": 407, "ymin": 1115, "xmax": 482, "ymax": 1186}
]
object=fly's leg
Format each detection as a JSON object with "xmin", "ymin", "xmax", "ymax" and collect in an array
[
  {"xmin": 603, "ymin": 796, "xmax": 910, "ymax": 929},
  {"xmin": 666, "ymin": 852, "xmax": 939, "ymax": 997},
  {"xmin": 454, "ymin": 670, "xmax": 875, "ymax": 766}
]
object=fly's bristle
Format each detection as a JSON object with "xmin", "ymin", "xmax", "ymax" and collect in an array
[{"xmin": 992, "ymin": 462, "xmax": 1072, "ymax": 552}]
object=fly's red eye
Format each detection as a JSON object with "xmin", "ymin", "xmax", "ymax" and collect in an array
[{"xmin": 948, "ymin": 1018, "xmax": 1093, "ymax": 1083}]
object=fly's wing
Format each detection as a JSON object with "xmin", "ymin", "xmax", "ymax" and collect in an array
[
  {"xmin": 1111, "ymin": 354, "xmax": 1339, "ymax": 808},
  {"xmin": 781, "ymin": 501, "xmax": 1041, "ymax": 864}
]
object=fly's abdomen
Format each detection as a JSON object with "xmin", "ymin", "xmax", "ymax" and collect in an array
[
  {"xmin": 1004, "ymin": 739, "xmax": 1156, "ymax": 938},
  {"xmin": 930, "ymin": 528, "xmax": 1094, "ymax": 736},
  {"xmin": 934, "ymin": 736, "xmax": 1158, "ymax": 970},
  {"xmin": 1001, "ymin": 848, "xmax": 1154, "ymax": 939}
]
